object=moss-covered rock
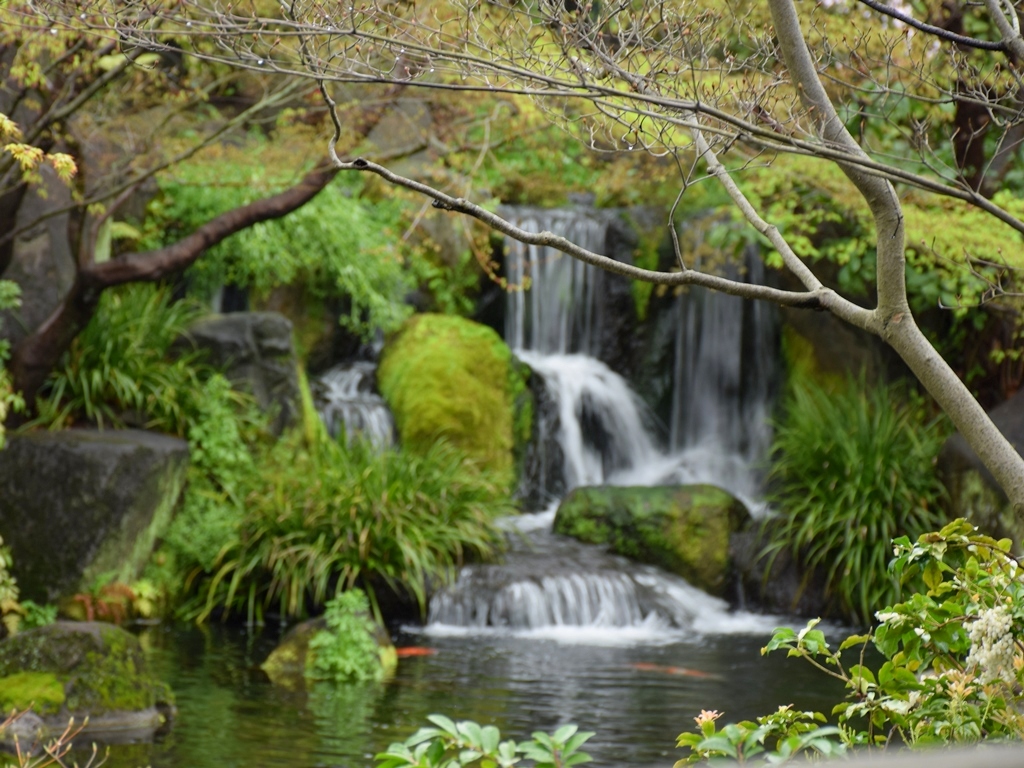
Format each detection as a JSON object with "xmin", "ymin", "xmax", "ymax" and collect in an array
[
  {"xmin": 377, "ymin": 314, "xmax": 529, "ymax": 487},
  {"xmin": 0, "ymin": 672, "xmax": 65, "ymax": 715},
  {"xmin": 553, "ymin": 484, "xmax": 750, "ymax": 596},
  {"xmin": 0, "ymin": 622, "xmax": 173, "ymax": 739},
  {"xmin": 261, "ymin": 615, "xmax": 396, "ymax": 690}
]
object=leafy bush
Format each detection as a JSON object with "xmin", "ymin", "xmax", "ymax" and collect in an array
[
  {"xmin": 0, "ymin": 280, "xmax": 24, "ymax": 448},
  {"xmin": 189, "ymin": 435, "xmax": 511, "ymax": 623},
  {"xmin": 376, "ymin": 716, "xmax": 593, "ymax": 768},
  {"xmin": 307, "ymin": 589, "xmax": 393, "ymax": 684},
  {"xmin": 149, "ymin": 373, "xmax": 265, "ymax": 603},
  {"xmin": 764, "ymin": 377, "xmax": 948, "ymax": 625},
  {"xmin": 35, "ymin": 284, "xmax": 208, "ymax": 435},
  {"xmin": 679, "ymin": 520, "xmax": 1024, "ymax": 763}
]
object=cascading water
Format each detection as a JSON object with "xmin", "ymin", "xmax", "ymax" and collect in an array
[
  {"xmin": 313, "ymin": 362, "xmax": 394, "ymax": 448},
  {"xmin": 424, "ymin": 206, "xmax": 782, "ymax": 641}
]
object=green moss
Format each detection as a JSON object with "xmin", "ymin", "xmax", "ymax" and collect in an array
[
  {"xmin": 63, "ymin": 626, "xmax": 158, "ymax": 714},
  {"xmin": 0, "ymin": 671, "xmax": 65, "ymax": 715},
  {"xmin": 378, "ymin": 314, "xmax": 518, "ymax": 488},
  {"xmin": 0, "ymin": 623, "xmax": 170, "ymax": 718},
  {"xmin": 554, "ymin": 485, "xmax": 748, "ymax": 596}
]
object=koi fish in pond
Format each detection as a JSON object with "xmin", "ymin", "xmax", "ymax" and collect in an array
[
  {"xmin": 396, "ymin": 647, "xmax": 437, "ymax": 658},
  {"xmin": 630, "ymin": 662, "xmax": 719, "ymax": 679}
]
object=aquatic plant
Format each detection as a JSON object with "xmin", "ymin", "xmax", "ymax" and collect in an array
[
  {"xmin": 376, "ymin": 716, "xmax": 593, "ymax": 768},
  {"xmin": 189, "ymin": 435, "xmax": 511, "ymax": 623},
  {"xmin": 306, "ymin": 590, "xmax": 395, "ymax": 684},
  {"xmin": 763, "ymin": 377, "xmax": 948, "ymax": 624},
  {"xmin": 678, "ymin": 520, "xmax": 1024, "ymax": 761}
]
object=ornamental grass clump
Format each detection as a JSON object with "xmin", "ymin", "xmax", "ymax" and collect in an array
[
  {"xmin": 764, "ymin": 377, "xmax": 948, "ymax": 625},
  {"xmin": 191, "ymin": 435, "xmax": 511, "ymax": 623},
  {"xmin": 35, "ymin": 284, "xmax": 208, "ymax": 435}
]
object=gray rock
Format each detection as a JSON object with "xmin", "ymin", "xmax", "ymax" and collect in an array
[
  {"xmin": 0, "ymin": 429, "xmax": 188, "ymax": 602},
  {"xmin": 176, "ymin": 312, "xmax": 300, "ymax": 435}
]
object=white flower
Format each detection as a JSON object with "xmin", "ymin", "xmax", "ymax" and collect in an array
[{"xmin": 967, "ymin": 606, "xmax": 1017, "ymax": 684}]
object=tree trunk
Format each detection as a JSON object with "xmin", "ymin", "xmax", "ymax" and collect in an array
[{"xmin": 9, "ymin": 162, "xmax": 339, "ymax": 407}]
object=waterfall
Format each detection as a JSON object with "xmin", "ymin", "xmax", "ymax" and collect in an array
[
  {"xmin": 425, "ymin": 508, "xmax": 780, "ymax": 643},
  {"xmin": 669, "ymin": 245, "xmax": 777, "ymax": 463},
  {"xmin": 423, "ymin": 207, "xmax": 783, "ymax": 640},
  {"xmin": 313, "ymin": 362, "xmax": 394, "ymax": 448},
  {"xmin": 503, "ymin": 206, "xmax": 614, "ymax": 356},
  {"xmin": 502, "ymin": 206, "xmax": 777, "ymax": 506}
]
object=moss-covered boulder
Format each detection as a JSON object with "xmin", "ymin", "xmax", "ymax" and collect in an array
[
  {"xmin": 0, "ymin": 622, "xmax": 173, "ymax": 741},
  {"xmin": 377, "ymin": 314, "xmax": 530, "ymax": 487},
  {"xmin": 261, "ymin": 615, "xmax": 396, "ymax": 690},
  {"xmin": 553, "ymin": 484, "xmax": 750, "ymax": 596}
]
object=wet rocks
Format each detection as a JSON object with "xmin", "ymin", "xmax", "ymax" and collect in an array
[{"xmin": 553, "ymin": 484, "xmax": 750, "ymax": 597}]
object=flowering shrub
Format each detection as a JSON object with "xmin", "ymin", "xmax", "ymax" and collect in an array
[{"xmin": 677, "ymin": 519, "xmax": 1024, "ymax": 764}]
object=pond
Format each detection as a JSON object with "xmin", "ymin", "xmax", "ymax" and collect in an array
[
  {"xmin": 99, "ymin": 511, "xmax": 846, "ymax": 768},
  {"xmin": 99, "ymin": 621, "xmax": 844, "ymax": 768}
]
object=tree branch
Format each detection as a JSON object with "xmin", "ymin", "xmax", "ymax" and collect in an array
[{"xmin": 854, "ymin": 0, "xmax": 1008, "ymax": 51}]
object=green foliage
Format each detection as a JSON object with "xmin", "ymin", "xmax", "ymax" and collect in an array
[
  {"xmin": 0, "ymin": 536, "xmax": 21, "ymax": 636},
  {"xmin": 378, "ymin": 314, "xmax": 520, "ymax": 489},
  {"xmin": 306, "ymin": 590, "xmax": 391, "ymax": 684},
  {"xmin": 189, "ymin": 435, "xmax": 510, "ymax": 623},
  {"xmin": 151, "ymin": 374, "xmax": 263, "ymax": 599},
  {"xmin": 143, "ymin": 159, "xmax": 478, "ymax": 337},
  {"xmin": 376, "ymin": 716, "xmax": 593, "ymax": 768},
  {"xmin": 764, "ymin": 377, "xmax": 948, "ymax": 625},
  {"xmin": 678, "ymin": 520, "xmax": 1024, "ymax": 764},
  {"xmin": 0, "ymin": 280, "xmax": 25, "ymax": 449},
  {"xmin": 35, "ymin": 284, "xmax": 208, "ymax": 435},
  {"xmin": 676, "ymin": 705, "xmax": 845, "ymax": 765},
  {"xmin": 18, "ymin": 601, "xmax": 57, "ymax": 631}
]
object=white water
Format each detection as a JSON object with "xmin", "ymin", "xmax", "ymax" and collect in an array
[
  {"xmin": 314, "ymin": 362, "xmax": 394, "ymax": 449},
  {"xmin": 425, "ymin": 509, "xmax": 783, "ymax": 645},
  {"xmin": 426, "ymin": 207, "xmax": 781, "ymax": 642}
]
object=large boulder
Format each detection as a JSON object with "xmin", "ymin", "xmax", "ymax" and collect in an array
[
  {"xmin": 0, "ymin": 622, "xmax": 173, "ymax": 742},
  {"xmin": 553, "ymin": 484, "xmax": 750, "ymax": 597},
  {"xmin": 377, "ymin": 314, "xmax": 531, "ymax": 488},
  {"xmin": 176, "ymin": 311, "xmax": 300, "ymax": 435},
  {"xmin": 0, "ymin": 429, "xmax": 188, "ymax": 602}
]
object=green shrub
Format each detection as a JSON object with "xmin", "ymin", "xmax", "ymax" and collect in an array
[
  {"xmin": 307, "ymin": 589, "xmax": 394, "ymax": 684},
  {"xmin": 377, "ymin": 717, "xmax": 594, "ymax": 768},
  {"xmin": 35, "ymin": 284, "xmax": 208, "ymax": 435},
  {"xmin": 149, "ymin": 374, "xmax": 264, "ymax": 601},
  {"xmin": 679, "ymin": 520, "xmax": 1024, "ymax": 762},
  {"xmin": 190, "ymin": 435, "xmax": 511, "ymax": 623},
  {"xmin": 764, "ymin": 377, "xmax": 948, "ymax": 625}
]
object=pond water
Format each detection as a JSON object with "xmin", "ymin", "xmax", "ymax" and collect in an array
[
  {"xmin": 99, "ymin": 510, "xmax": 846, "ymax": 768},
  {"xmin": 100, "ymin": 621, "xmax": 844, "ymax": 768}
]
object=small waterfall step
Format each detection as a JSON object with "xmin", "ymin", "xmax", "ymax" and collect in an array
[
  {"xmin": 314, "ymin": 362, "xmax": 394, "ymax": 448},
  {"xmin": 425, "ymin": 510, "xmax": 781, "ymax": 642}
]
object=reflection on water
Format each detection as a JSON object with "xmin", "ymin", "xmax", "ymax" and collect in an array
[{"xmin": 97, "ymin": 623, "xmax": 844, "ymax": 768}]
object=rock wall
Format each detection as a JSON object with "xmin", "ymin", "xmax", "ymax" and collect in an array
[{"xmin": 0, "ymin": 429, "xmax": 188, "ymax": 602}]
